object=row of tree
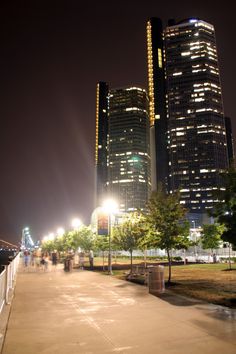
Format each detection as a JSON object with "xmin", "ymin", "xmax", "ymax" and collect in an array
[{"xmin": 41, "ymin": 168, "xmax": 236, "ymax": 283}]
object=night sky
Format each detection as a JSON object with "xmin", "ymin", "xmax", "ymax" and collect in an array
[{"xmin": 1, "ymin": 1, "xmax": 235, "ymax": 244}]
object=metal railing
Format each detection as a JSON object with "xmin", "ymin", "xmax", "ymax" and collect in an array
[{"xmin": 0, "ymin": 252, "xmax": 21, "ymax": 314}]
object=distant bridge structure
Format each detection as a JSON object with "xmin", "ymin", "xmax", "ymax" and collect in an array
[{"xmin": 21, "ymin": 227, "xmax": 34, "ymax": 249}]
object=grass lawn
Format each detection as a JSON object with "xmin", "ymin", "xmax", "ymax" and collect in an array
[
  {"xmin": 90, "ymin": 257, "xmax": 236, "ymax": 308},
  {"xmin": 169, "ymin": 263, "xmax": 236, "ymax": 308},
  {"xmin": 93, "ymin": 256, "xmax": 150, "ymax": 266}
]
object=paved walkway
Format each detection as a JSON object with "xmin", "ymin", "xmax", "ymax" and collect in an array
[{"xmin": 1, "ymin": 264, "xmax": 236, "ymax": 354}]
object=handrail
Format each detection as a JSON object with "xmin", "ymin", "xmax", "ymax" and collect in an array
[{"xmin": 0, "ymin": 252, "xmax": 21, "ymax": 314}]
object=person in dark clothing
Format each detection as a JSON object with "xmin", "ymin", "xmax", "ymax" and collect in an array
[{"xmin": 51, "ymin": 251, "xmax": 58, "ymax": 266}]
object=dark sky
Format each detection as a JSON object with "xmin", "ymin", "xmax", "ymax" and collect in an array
[{"xmin": 1, "ymin": 1, "xmax": 235, "ymax": 244}]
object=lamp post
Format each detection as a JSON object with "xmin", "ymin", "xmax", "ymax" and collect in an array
[
  {"xmin": 57, "ymin": 228, "xmax": 65, "ymax": 237},
  {"xmin": 42, "ymin": 235, "xmax": 49, "ymax": 243},
  {"xmin": 72, "ymin": 218, "xmax": 82, "ymax": 230},
  {"xmin": 48, "ymin": 233, "xmax": 55, "ymax": 241},
  {"xmin": 103, "ymin": 199, "xmax": 118, "ymax": 275}
]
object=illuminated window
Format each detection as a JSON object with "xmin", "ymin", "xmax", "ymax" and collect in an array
[
  {"xmin": 173, "ymin": 72, "xmax": 183, "ymax": 76},
  {"xmin": 158, "ymin": 48, "xmax": 162, "ymax": 68}
]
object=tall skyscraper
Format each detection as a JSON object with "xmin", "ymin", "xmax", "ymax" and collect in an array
[
  {"xmin": 95, "ymin": 85, "xmax": 151, "ymax": 213},
  {"xmin": 146, "ymin": 18, "xmax": 169, "ymax": 191},
  {"xmin": 147, "ymin": 18, "xmax": 229, "ymax": 222},
  {"xmin": 95, "ymin": 81, "xmax": 109, "ymax": 207},
  {"xmin": 108, "ymin": 87, "xmax": 151, "ymax": 213}
]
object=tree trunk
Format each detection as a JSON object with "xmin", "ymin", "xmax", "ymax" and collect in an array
[
  {"xmin": 130, "ymin": 250, "xmax": 133, "ymax": 274},
  {"xmin": 167, "ymin": 249, "xmax": 171, "ymax": 284},
  {"xmin": 102, "ymin": 251, "xmax": 105, "ymax": 271},
  {"xmin": 229, "ymin": 243, "xmax": 232, "ymax": 270},
  {"xmin": 144, "ymin": 247, "xmax": 147, "ymax": 268}
]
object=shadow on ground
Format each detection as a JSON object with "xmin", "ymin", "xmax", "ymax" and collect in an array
[{"xmin": 156, "ymin": 291, "xmax": 202, "ymax": 307}]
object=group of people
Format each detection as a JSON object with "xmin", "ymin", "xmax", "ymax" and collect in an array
[
  {"xmin": 22, "ymin": 249, "xmax": 59, "ymax": 271},
  {"xmin": 22, "ymin": 249, "xmax": 94, "ymax": 271}
]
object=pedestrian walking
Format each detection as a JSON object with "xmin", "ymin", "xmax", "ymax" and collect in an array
[
  {"xmin": 35, "ymin": 249, "xmax": 41, "ymax": 270},
  {"xmin": 51, "ymin": 250, "xmax": 58, "ymax": 266},
  {"xmin": 30, "ymin": 250, "xmax": 35, "ymax": 267},
  {"xmin": 23, "ymin": 250, "xmax": 30, "ymax": 267},
  {"xmin": 40, "ymin": 253, "xmax": 49, "ymax": 271},
  {"xmin": 213, "ymin": 253, "xmax": 217, "ymax": 263},
  {"xmin": 79, "ymin": 252, "xmax": 85, "ymax": 269},
  {"xmin": 89, "ymin": 250, "xmax": 94, "ymax": 270}
]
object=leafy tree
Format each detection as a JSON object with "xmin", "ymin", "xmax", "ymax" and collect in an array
[
  {"xmin": 200, "ymin": 224, "xmax": 224, "ymax": 254},
  {"xmin": 94, "ymin": 235, "xmax": 109, "ymax": 252},
  {"xmin": 41, "ymin": 240, "xmax": 56, "ymax": 253},
  {"xmin": 61, "ymin": 231, "xmax": 74, "ymax": 251},
  {"xmin": 70, "ymin": 226, "xmax": 94, "ymax": 252},
  {"xmin": 144, "ymin": 189, "xmax": 190, "ymax": 284},
  {"xmin": 54, "ymin": 235, "xmax": 66, "ymax": 253},
  {"xmin": 94, "ymin": 235, "xmax": 109, "ymax": 270},
  {"xmin": 212, "ymin": 167, "xmax": 236, "ymax": 248},
  {"xmin": 41, "ymin": 226, "xmax": 94, "ymax": 256},
  {"xmin": 112, "ymin": 212, "xmax": 145, "ymax": 275}
]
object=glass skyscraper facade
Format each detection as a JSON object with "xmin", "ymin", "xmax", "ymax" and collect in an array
[
  {"xmin": 107, "ymin": 87, "xmax": 151, "ymax": 213},
  {"xmin": 147, "ymin": 18, "xmax": 229, "ymax": 220},
  {"xmin": 165, "ymin": 19, "xmax": 228, "ymax": 212},
  {"xmin": 95, "ymin": 85, "xmax": 151, "ymax": 213}
]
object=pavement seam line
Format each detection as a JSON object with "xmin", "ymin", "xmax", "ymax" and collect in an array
[{"xmin": 61, "ymin": 292, "xmax": 127, "ymax": 353}]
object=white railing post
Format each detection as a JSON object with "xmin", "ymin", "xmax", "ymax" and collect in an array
[
  {"xmin": 0, "ymin": 252, "xmax": 21, "ymax": 313},
  {"xmin": 0, "ymin": 268, "xmax": 7, "ymax": 313}
]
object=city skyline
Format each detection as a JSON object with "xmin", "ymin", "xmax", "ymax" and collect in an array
[{"xmin": 1, "ymin": 1, "xmax": 235, "ymax": 243}]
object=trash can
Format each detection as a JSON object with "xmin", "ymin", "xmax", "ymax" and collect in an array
[
  {"xmin": 64, "ymin": 258, "xmax": 72, "ymax": 272},
  {"xmin": 148, "ymin": 265, "xmax": 165, "ymax": 295}
]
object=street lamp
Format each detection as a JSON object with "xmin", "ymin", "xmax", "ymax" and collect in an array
[
  {"xmin": 42, "ymin": 235, "xmax": 49, "ymax": 243},
  {"xmin": 72, "ymin": 218, "xmax": 82, "ymax": 230},
  {"xmin": 57, "ymin": 227, "xmax": 65, "ymax": 237},
  {"xmin": 103, "ymin": 199, "xmax": 118, "ymax": 275},
  {"xmin": 48, "ymin": 233, "xmax": 55, "ymax": 241}
]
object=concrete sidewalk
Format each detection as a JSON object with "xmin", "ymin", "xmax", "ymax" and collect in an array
[{"xmin": 1, "ymin": 264, "xmax": 236, "ymax": 354}]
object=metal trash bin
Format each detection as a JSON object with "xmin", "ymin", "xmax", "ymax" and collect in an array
[
  {"xmin": 64, "ymin": 258, "xmax": 72, "ymax": 272},
  {"xmin": 148, "ymin": 265, "xmax": 165, "ymax": 295}
]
